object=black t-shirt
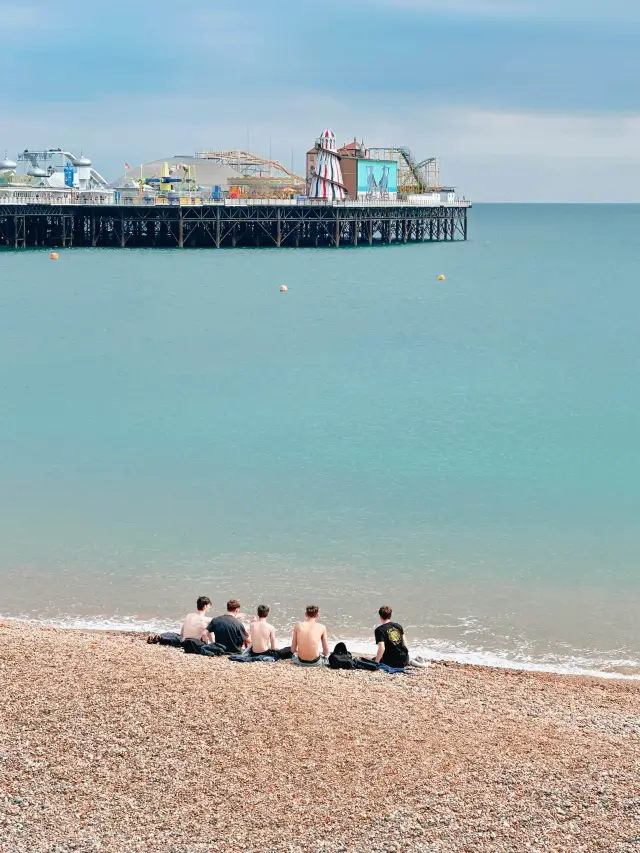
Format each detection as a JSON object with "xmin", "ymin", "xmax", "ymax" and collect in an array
[
  {"xmin": 374, "ymin": 621, "xmax": 409, "ymax": 668},
  {"xmin": 206, "ymin": 614, "xmax": 248, "ymax": 654}
]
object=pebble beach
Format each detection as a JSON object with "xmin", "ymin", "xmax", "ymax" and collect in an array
[{"xmin": 1, "ymin": 620, "xmax": 639, "ymax": 853}]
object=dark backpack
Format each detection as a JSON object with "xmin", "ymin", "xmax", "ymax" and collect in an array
[{"xmin": 328, "ymin": 642, "xmax": 355, "ymax": 670}]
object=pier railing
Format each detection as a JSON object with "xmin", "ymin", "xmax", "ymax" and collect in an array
[
  {"xmin": 0, "ymin": 191, "xmax": 471, "ymax": 209},
  {"xmin": 112, "ymin": 196, "xmax": 471, "ymax": 209}
]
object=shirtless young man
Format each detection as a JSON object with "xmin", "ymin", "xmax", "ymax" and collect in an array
[
  {"xmin": 291, "ymin": 605, "xmax": 329, "ymax": 666},
  {"xmin": 180, "ymin": 596, "xmax": 212, "ymax": 643},
  {"xmin": 248, "ymin": 604, "xmax": 277, "ymax": 655}
]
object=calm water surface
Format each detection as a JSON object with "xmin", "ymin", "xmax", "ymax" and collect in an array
[{"xmin": 1, "ymin": 204, "xmax": 639, "ymax": 674}]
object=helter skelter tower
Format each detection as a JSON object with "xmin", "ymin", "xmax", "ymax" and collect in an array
[{"xmin": 308, "ymin": 129, "xmax": 346, "ymax": 201}]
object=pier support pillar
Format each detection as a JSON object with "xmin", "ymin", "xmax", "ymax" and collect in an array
[
  {"xmin": 276, "ymin": 208, "xmax": 282, "ymax": 247},
  {"xmin": 216, "ymin": 208, "xmax": 221, "ymax": 248},
  {"xmin": 463, "ymin": 212, "xmax": 468, "ymax": 240},
  {"xmin": 178, "ymin": 212, "xmax": 184, "ymax": 248},
  {"xmin": 353, "ymin": 215, "xmax": 359, "ymax": 247},
  {"xmin": 335, "ymin": 215, "xmax": 340, "ymax": 247}
]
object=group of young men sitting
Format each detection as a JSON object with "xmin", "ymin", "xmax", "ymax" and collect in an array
[{"xmin": 180, "ymin": 597, "xmax": 410, "ymax": 668}]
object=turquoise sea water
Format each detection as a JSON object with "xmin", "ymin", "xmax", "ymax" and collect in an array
[{"xmin": 1, "ymin": 204, "xmax": 639, "ymax": 674}]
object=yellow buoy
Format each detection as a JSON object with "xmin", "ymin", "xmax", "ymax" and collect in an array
[
  {"xmin": 280, "ymin": 285, "xmax": 288, "ymax": 292},
  {"xmin": 438, "ymin": 274, "xmax": 445, "ymax": 281},
  {"xmin": 50, "ymin": 252, "xmax": 59, "ymax": 260}
]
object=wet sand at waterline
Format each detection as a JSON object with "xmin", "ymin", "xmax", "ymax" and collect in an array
[{"xmin": 1, "ymin": 621, "xmax": 638, "ymax": 853}]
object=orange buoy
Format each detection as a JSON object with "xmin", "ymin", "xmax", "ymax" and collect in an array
[
  {"xmin": 280, "ymin": 285, "xmax": 288, "ymax": 292},
  {"xmin": 438, "ymin": 274, "xmax": 445, "ymax": 281},
  {"xmin": 50, "ymin": 252, "xmax": 59, "ymax": 260}
]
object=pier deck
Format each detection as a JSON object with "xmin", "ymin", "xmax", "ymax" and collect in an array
[{"xmin": 0, "ymin": 200, "xmax": 470, "ymax": 249}]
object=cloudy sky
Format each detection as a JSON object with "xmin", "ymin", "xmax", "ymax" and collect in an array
[{"xmin": 3, "ymin": 0, "xmax": 639, "ymax": 200}]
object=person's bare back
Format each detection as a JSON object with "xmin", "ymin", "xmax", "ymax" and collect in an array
[
  {"xmin": 291, "ymin": 605, "xmax": 329, "ymax": 663},
  {"xmin": 180, "ymin": 596, "xmax": 212, "ymax": 643},
  {"xmin": 249, "ymin": 605, "xmax": 276, "ymax": 654}
]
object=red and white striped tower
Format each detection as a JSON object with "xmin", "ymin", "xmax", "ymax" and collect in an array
[{"xmin": 308, "ymin": 129, "xmax": 346, "ymax": 201}]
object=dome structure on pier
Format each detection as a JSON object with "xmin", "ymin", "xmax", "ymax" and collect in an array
[{"xmin": 110, "ymin": 156, "xmax": 242, "ymax": 191}]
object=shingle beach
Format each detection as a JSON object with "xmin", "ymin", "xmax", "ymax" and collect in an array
[{"xmin": 1, "ymin": 620, "xmax": 638, "ymax": 853}]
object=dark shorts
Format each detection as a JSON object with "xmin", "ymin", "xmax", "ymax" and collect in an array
[{"xmin": 293, "ymin": 656, "xmax": 326, "ymax": 667}]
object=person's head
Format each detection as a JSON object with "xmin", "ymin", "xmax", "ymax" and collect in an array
[
  {"xmin": 305, "ymin": 605, "xmax": 319, "ymax": 619},
  {"xmin": 197, "ymin": 596, "xmax": 211, "ymax": 613},
  {"xmin": 257, "ymin": 604, "xmax": 270, "ymax": 619},
  {"xmin": 227, "ymin": 598, "xmax": 241, "ymax": 615},
  {"xmin": 379, "ymin": 605, "xmax": 392, "ymax": 622}
]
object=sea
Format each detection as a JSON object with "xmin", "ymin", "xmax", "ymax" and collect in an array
[{"xmin": 1, "ymin": 204, "xmax": 639, "ymax": 677}]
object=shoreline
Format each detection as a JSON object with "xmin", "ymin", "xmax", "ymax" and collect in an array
[
  {"xmin": 1, "ymin": 620, "xmax": 639, "ymax": 853},
  {"xmin": 1, "ymin": 614, "xmax": 639, "ymax": 680}
]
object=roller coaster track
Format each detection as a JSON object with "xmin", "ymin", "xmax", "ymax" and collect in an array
[{"xmin": 195, "ymin": 150, "xmax": 305, "ymax": 183}]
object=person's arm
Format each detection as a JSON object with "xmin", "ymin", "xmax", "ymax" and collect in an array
[
  {"xmin": 321, "ymin": 627, "xmax": 329, "ymax": 657},
  {"xmin": 180, "ymin": 621, "xmax": 185, "ymax": 642},
  {"xmin": 291, "ymin": 624, "xmax": 298, "ymax": 655},
  {"xmin": 206, "ymin": 620, "xmax": 215, "ymax": 644},
  {"xmin": 199, "ymin": 616, "xmax": 211, "ymax": 643},
  {"xmin": 269, "ymin": 627, "xmax": 277, "ymax": 651},
  {"xmin": 375, "ymin": 641, "xmax": 385, "ymax": 663}
]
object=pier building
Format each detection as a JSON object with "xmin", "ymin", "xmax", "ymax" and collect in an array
[{"xmin": 0, "ymin": 129, "xmax": 471, "ymax": 249}]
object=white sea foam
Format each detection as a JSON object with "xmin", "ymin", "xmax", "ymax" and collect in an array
[{"xmin": 3, "ymin": 614, "xmax": 638, "ymax": 680}]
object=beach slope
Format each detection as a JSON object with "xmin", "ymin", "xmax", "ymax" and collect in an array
[{"xmin": 0, "ymin": 622, "xmax": 638, "ymax": 852}]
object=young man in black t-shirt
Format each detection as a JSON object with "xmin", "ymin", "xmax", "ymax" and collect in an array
[
  {"xmin": 374, "ymin": 605, "xmax": 409, "ymax": 668},
  {"xmin": 206, "ymin": 599, "xmax": 249, "ymax": 654}
]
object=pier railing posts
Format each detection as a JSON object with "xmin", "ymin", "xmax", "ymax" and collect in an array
[{"xmin": 0, "ymin": 201, "xmax": 470, "ymax": 249}]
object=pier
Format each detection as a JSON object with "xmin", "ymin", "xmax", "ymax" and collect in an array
[{"xmin": 0, "ymin": 199, "xmax": 470, "ymax": 249}]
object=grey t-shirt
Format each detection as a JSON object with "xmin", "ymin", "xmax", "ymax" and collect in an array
[{"xmin": 206, "ymin": 614, "xmax": 248, "ymax": 654}]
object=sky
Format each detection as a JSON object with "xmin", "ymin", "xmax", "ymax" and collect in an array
[{"xmin": 3, "ymin": 0, "xmax": 640, "ymax": 201}]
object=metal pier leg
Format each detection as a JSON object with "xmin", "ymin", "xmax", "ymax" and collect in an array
[
  {"xmin": 178, "ymin": 211, "xmax": 184, "ymax": 248},
  {"xmin": 335, "ymin": 215, "xmax": 340, "ymax": 247},
  {"xmin": 463, "ymin": 211, "xmax": 468, "ymax": 240},
  {"xmin": 277, "ymin": 208, "xmax": 282, "ymax": 247},
  {"xmin": 216, "ymin": 208, "xmax": 221, "ymax": 248},
  {"xmin": 353, "ymin": 215, "xmax": 359, "ymax": 247}
]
